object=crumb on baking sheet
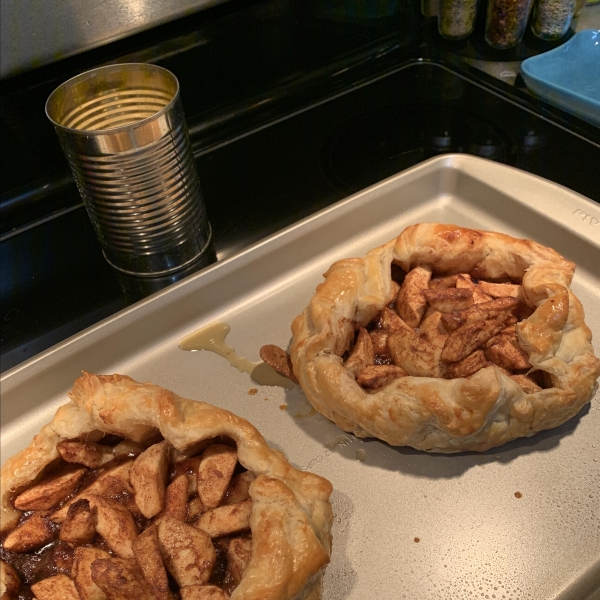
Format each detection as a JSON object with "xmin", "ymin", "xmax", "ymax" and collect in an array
[
  {"xmin": 514, "ymin": 491, "xmax": 523, "ymax": 499},
  {"xmin": 247, "ymin": 388, "xmax": 258, "ymax": 395},
  {"xmin": 414, "ymin": 537, "xmax": 420, "ymax": 543},
  {"xmin": 279, "ymin": 404, "xmax": 287, "ymax": 410}
]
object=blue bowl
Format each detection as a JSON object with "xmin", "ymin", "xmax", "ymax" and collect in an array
[{"xmin": 521, "ymin": 29, "xmax": 600, "ymax": 127}]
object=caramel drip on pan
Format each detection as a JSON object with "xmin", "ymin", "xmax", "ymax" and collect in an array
[{"xmin": 178, "ymin": 322, "xmax": 294, "ymax": 389}]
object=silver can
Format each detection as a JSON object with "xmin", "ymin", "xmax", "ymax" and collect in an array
[{"xmin": 46, "ymin": 63, "xmax": 211, "ymax": 276}]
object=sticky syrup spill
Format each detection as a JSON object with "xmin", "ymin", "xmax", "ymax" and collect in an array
[{"xmin": 178, "ymin": 322, "xmax": 294, "ymax": 389}]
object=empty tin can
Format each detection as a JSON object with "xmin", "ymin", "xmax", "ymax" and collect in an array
[{"xmin": 46, "ymin": 63, "xmax": 211, "ymax": 276}]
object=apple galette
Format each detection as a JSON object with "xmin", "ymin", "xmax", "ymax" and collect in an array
[
  {"xmin": 0, "ymin": 373, "xmax": 333, "ymax": 600},
  {"xmin": 284, "ymin": 223, "xmax": 600, "ymax": 452}
]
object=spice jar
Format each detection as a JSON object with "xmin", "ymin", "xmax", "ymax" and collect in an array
[
  {"xmin": 438, "ymin": 0, "xmax": 478, "ymax": 40},
  {"xmin": 531, "ymin": 0, "xmax": 575, "ymax": 39},
  {"xmin": 485, "ymin": 0, "xmax": 534, "ymax": 49}
]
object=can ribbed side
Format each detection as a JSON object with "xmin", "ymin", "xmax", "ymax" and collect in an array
[{"xmin": 66, "ymin": 122, "xmax": 206, "ymax": 257}]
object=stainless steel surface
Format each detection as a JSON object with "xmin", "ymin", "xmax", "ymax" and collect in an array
[
  {"xmin": 2, "ymin": 155, "xmax": 599, "ymax": 599},
  {"xmin": 0, "ymin": 0, "xmax": 230, "ymax": 79},
  {"xmin": 46, "ymin": 63, "xmax": 211, "ymax": 276}
]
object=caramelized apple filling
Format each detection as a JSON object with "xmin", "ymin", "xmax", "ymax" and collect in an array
[
  {"xmin": 1, "ymin": 436, "xmax": 254, "ymax": 600},
  {"xmin": 343, "ymin": 265, "xmax": 549, "ymax": 393}
]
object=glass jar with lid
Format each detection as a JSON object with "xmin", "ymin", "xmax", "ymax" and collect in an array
[
  {"xmin": 485, "ymin": 0, "xmax": 534, "ymax": 49},
  {"xmin": 438, "ymin": 0, "xmax": 478, "ymax": 40},
  {"xmin": 531, "ymin": 0, "xmax": 575, "ymax": 40}
]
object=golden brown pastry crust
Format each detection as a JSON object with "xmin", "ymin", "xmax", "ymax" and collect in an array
[
  {"xmin": 290, "ymin": 223, "xmax": 600, "ymax": 452},
  {"xmin": 0, "ymin": 373, "xmax": 333, "ymax": 600}
]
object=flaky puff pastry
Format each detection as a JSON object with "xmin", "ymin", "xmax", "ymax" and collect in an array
[
  {"xmin": 0, "ymin": 373, "xmax": 333, "ymax": 600},
  {"xmin": 290, "ymin": 223, "xmax": 600, "ymax": 453}
]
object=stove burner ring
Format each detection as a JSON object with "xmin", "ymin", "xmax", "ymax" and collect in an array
[{"xmin": 322, "ymin": 104, "xmax": 516, "ymax": 194}]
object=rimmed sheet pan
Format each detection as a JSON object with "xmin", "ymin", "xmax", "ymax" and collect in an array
[{"xmin": 2, "ymin": 155, "xmax": 599, "ymax": 600}]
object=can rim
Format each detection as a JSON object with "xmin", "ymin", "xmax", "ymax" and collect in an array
[{"xmin": 45, "ymin": 62, "xmax": 180, "ymax": 136}]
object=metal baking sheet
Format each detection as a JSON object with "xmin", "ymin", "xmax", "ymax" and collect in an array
[{"xmin": 2, "ymin": 155, "xmax": 600, "ymax": 600}]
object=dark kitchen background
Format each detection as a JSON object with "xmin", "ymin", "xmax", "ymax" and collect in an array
[{"xmin": 1, "ymin": 0, "xmax": 599, "ymax": 372}]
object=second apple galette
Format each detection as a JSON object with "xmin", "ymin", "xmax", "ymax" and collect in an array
[
  {"xmin": 0, "ymin": 373, "xmax": 333, "ymax": 600},
  {"xmin": 283, "ymin": 223, "xmax": 600, "ymax": 452}
]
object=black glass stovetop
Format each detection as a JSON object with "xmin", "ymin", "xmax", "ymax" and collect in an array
[{"xmin": 2, "ymin": 59, "xmax": 599, "ymax": 372}]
